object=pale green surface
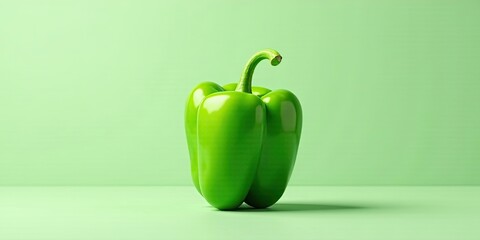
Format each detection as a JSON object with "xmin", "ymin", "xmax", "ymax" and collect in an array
[
  {"xmin": 1, "ymin": 0, "xmax": 480, "ymax": 185},
  {"xmin": 1, "ymin": 186, "xmax": 479, "ymax": 239}
]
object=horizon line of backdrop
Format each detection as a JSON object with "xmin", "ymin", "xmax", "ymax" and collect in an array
[{"xmin": 1, "ymin": 0, "xmax": 479, "ymax": 186}]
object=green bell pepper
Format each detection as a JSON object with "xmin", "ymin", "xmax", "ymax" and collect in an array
[{"xmin": 185, "ymin": 49, "xmax": 302, "ymax": 210}]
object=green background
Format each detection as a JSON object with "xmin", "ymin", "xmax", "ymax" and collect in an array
[{"xmin": 1, "ymin": 0, "xmax": 479, "ymax": 186}]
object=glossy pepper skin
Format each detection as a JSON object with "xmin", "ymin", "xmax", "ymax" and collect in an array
[{"xmin": 185, "ymin": 49, "xmax": 302, "ymax": 210}]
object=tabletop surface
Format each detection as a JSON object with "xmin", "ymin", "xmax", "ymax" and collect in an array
[{"xmin": 1, "ymin": 186, "xmax": 479, "ymax": 240}]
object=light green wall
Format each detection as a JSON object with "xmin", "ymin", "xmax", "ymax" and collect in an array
[{"xmin": 1, "ymin": 0, "xmax": 479, "ymax": 185}]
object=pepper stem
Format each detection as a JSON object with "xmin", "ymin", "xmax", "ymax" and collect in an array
[{"xmin": 235, "ymin": 49, "xmax": 282, "ymax": 93}]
